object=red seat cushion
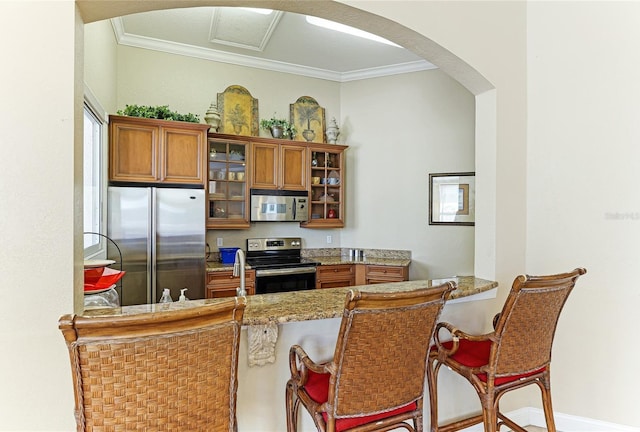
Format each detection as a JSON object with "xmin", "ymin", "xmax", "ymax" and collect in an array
[
  {"xmin": 437, "ymin": 339, "xmax": 546, "ymax": 385},
  {"xmin": 304, "ymin": 369, "xmax": 417, "ymax": 432}
]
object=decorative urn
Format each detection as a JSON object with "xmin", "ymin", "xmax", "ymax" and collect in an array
[
  {"xmin": 204, "ymin": 103, "xmax": 222, "ymax": 132},
  {"xmin": 326, "ymin": 117, "xmax": 340, "ymax": 144}
]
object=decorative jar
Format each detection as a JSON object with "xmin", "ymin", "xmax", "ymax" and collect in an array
[
  {"xmin": 204, "ymin": 103, "xmax": 221, "ymax": 132},
  {"xmin": 326, "ymin": 117, "xmax": 340, "ymax": 144}
]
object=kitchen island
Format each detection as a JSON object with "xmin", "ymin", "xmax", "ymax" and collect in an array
[{"xmin": 82, "ymin": 277, "xmax": 497, "ymax": 432}]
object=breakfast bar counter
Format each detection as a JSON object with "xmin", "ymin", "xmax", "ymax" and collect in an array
[
  {"xmin": 80, "ymin": 277, "xmax": 498, "ymax": 432},
  {"xmin": 83, "ymin": 276, "xmax": 497, "ymax": 323}
]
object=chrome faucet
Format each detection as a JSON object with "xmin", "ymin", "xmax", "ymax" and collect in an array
[{"xmin": 233, "ymin": 248, "xmax": 246, "ymax": 296}]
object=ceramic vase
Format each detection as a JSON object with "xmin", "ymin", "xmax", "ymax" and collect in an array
[
  {"xmin": 204, "ymin": 103, "xmax": 221, "ymax": 132},
  {"xmin": 326, "ymin": 117, "xmax": 340, "ymax": 144}
]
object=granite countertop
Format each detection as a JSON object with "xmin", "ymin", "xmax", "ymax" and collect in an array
[
  {"xmin": 83, "ymin": 276, "xmax": 498, "ymax": 325},
  {"xmin": 310, "ymin": 256, "xmax": 411, "ymax": 267},
  {"xmin": 206, "ymin": 262, "xmax": 246, "ymax": 272},
  {"xmin": 207, "ymin": 247, "xmax": 412, "ymax": 272}
]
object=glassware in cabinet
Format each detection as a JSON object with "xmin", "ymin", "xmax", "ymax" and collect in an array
[
  {"xmin": 304, "ymin": 146, "xmax": 346, "ymax": 228},
  {"xmin": 207, "ymin": 137, "xmax": 249, "ymax": 228}
]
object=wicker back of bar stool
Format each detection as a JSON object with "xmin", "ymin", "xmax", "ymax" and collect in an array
[
  {"xmin": 286, "ymin": 282, "xmax": 456, "ymax": 432},
  {"xmin": 428, "ymin": 268, "xmax": 586, "ymax": 432},
  {"xmin": 59, "ymin": 298, "xmax": 246, "ymax": 432}
]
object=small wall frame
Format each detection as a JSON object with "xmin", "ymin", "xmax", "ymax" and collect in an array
[{"xmin": 429, "ymin": 172, "xmax": 475, "ymax": 226}]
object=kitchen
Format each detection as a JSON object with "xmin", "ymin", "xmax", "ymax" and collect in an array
[
  {"xmin": 98, "ymin": 120, "xmax": 418, "ymax": 304},
  {"xmin": 83, "ymin": 8, "xmax": 476, "ymax": 308}
]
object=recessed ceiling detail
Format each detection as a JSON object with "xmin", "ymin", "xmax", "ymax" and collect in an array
[
  {"xmin": 109, "ymin": 7, "xmax": 436, "ymax": 82},
  {"xmin": 209, "ymin": 8, "xmax": 283, "ymax": 52}
]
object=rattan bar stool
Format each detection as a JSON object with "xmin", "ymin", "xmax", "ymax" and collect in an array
[
  {"xmin": 59, "ymin": 297, "xmax": 246, "ymax": 432},
  {"xmin": 286, "ymin": 282, "xmax": 456, "ymax": 432},
  {"xmin": 427, "ymin": 268, "xmax": 586, "ymax": 432}
]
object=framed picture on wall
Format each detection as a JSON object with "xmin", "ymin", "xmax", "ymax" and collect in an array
[{"xmin": 429, "ymin": 172, "xmax": 475, "ymax": 226}]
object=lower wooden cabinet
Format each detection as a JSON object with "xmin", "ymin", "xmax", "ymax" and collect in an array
[
  {"xmin": 206, "ymin": 269, "xmax": 256, "ymax": 298},
  {"xmin": 316, "ymin": 264, "xmax": 355, "ymax": 289},
  {"xmin": 361, "ymin": 264, "xmax": 409, "ymax": 285}
]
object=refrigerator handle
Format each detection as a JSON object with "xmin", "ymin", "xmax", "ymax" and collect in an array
[{"xmin": 149, "ymin": 188, "xmax": 156, "ymax": 304}]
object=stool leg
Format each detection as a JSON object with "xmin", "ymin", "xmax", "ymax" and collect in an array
[
  {"xmin": 426, "ymin": 358, "xmax": 440, "ymax": 432},
  {"xmin": 482, "ymin": 393, "xmax": 497, "ymax": 432},
  {"xmin": 539, "ymin": 378, "xmax": 557, "ymax": 432},
  {"xmin": 285, "ymin": 380, "xmax": 299, "ymax": 432}
]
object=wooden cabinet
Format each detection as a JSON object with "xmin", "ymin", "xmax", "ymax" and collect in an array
[
  {"xmin": 251, "ymin": 142, "xmax": 307, "ymax": 190},
  {"xmin": 362, "ymin": 265, "xmax": 409, "ymax": 285},
  {"xmin": 302, "ymin": 144, "xmax": 347, "ymax": 228},
  {"xmin": 316, "ymin": 264, "xmax": 355, "ymax": 289},
  {"xmin": 207, "ymin": 137, "xmax": 250, "ymax": 229},
  {"xmin": 109, "ymin": 115, "xmax": 209, "ymax": 185},
  {"xmin": 206, "ymin": 133, "xmax": 348, "ymax": 228},
  {"xmin": 206, "ymin": 269, "xmax": 256, "ymax": 298}
]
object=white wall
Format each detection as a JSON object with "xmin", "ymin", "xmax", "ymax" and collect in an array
[
  {"xmin": 340, "ymin": 70, "xmax": 475, "ymax": 278},
  {"xmin": 527, "ymin": 2, "xmax": 640, "ymax": 425},
  {"xmin": 0, "ymin": 2, "xmax": 80, "ymax": 430},
  {"xmin": 116, "ymin": 45, "xmax": 342, "ymax": 134},
  {"xmin": 84, "ymin": 18, "xmax": 117, "ymax": 113},
  {"xmin": 110, "ymin": 44, "xmax": 476, "ymax": 279}
]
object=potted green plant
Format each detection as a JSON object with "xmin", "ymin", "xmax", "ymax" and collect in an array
[
  {"xmin": 117, "ymin": 104, "xmax": 200, "ymax": 123},
  {"xmin": 260, "ymin": 114, "xmax": 297, "ymax": 139}
]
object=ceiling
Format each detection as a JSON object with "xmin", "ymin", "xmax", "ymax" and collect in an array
[{"xmin": 112, "ymin": 7, "xmax": 436, "ymax": 82}]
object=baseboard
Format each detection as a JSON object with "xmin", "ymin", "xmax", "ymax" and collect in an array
[{"xmin": 459, "ymin": 407, "xmax": 639, "ymax": 432}]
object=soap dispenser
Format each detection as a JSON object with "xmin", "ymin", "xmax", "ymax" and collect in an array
[
  {"xmin": 179, "ymin": 288, "xmax": 189, "ymax": 302},
  {"xmin": 159, "ymin": 288, "xmax": 173, "ymax": 303}
]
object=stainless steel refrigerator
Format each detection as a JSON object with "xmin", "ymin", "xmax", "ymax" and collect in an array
[{"xmin": 107, "ymin": 186, "xmax": 206, "ymax": 306}]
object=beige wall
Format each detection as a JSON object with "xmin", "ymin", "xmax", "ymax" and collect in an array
[{"xmin": 2, "ymin": 0, "xmax": 639, "ymax": 430}]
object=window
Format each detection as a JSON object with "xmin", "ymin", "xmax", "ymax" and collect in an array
[{"xmin": 83, "ymin": 88, "xmax": 107, "ymax": 256}]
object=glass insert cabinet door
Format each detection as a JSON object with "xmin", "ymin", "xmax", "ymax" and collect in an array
[
  {"xmin": 207, "ymin": 138, "xmax": 249, "ymax": 229},
  {"xmin": 304, "ymin": 147, "xmax": 345, "ymax": 228}
]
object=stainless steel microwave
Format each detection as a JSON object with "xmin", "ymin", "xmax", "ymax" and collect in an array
[{"xmin": 250, "ymin": 189, "xmax": 309, "ymax": 222}]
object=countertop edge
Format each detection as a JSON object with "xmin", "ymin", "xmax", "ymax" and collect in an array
[{"xmin": 84, "ymin": 277, "xmax": 498, "ymax": 326}]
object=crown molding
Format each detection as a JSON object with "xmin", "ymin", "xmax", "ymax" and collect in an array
[
  {"xmin": 341, "ymin": 61, "xmax": 436, "ymax": 82},
  {"xmin": 111, "ymin": 18, "xmax": 435, "ymax": 83}
]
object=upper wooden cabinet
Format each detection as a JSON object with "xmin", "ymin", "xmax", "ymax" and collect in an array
[
  {"xmin": 207, "ymin": 132, "xmax": 348, "ymax": 228},
  {"xmin": 302, "ymin": 143, "xmax": 347, "ymax": 229},
  {"xmin": 251, "ymin": 142, "xmax": 307, "ymax": 191},
  {"xmin": 109, "ymin": 115, "xmax": 210, "ymax": 185},
  {"xmin": 207, "ymin": 137, "xmax": 250, "ymax": 229}
]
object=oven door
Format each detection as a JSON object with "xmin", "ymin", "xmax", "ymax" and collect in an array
[{"xmin": 254, "ymin": 266, "xmax": 316, "ymax": 294}]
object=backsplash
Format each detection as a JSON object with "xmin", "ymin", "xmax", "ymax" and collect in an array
[{"xmin": 302, "ymin": 248, "xmax": 411, "ymax": 260}]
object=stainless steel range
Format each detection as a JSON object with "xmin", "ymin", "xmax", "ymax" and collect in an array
[{"xmin": 246, "ymin": 237, "xmax": 318, "ymax": 294}]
